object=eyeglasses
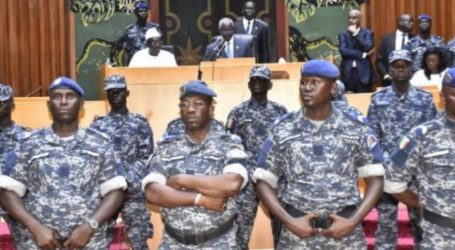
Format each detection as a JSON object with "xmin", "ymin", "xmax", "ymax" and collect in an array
[{"xmin": 178, "ymin": 100, "xmax": 207, "ymax": 109}]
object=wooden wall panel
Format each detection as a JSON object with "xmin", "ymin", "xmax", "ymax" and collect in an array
[
  {"xmin": 0, "ymin": 0, "xmax": 73, "ymax": 97},
  {"xmin": 366, "ymin": 0, "xmax": 455, "ymax": 52}
]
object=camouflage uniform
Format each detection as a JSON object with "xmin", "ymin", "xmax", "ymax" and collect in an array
[
  {"xmin": 368, "ymin": 85, "xmax": 437, "ymax": 249},
  {"xmin": 384, "ymin": 113, "xmax": 455, "ymax": 250},
  {"xmin": 403, "ymin": 35, "xmax": 445, "ymax": 72},
  {"xmin": 0, "ymin": 127, "xmax": 127, "ymax": 250},
  {"xmin": 447, "ymin": 37, "xmax": 455, "ymax": 67},
  {"xmin": 143, "ymin": 128, "xmax": 249, "ymax": 250},
  {"xmin": 120, "ymin": 22, "xmax": 159, "ymax": 65},
  {"xmin": 226, "ymin": 98, "xmax": 287, "ymax": 250},
  {"xmin": 0, "ymin": 123, "xmax": 29, "ymax": 220},
  {"xmin": 91, "ymin": 111, "xmax": 154, "ymax": 250},
  {"xmin": 255, "ymin": 107, "xmax": 385, "ymax": 249}
]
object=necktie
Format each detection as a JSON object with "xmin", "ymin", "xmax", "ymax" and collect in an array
[
  {"xmin": 226, "ymin": 42, "xmax": 232, "ymax": 58},
  {"xmin": 246, "ymin": 21, "xmax": 251, "ymax": 34},
  {"xmin": 401, "ymin": 33, "xmax": 406, "ymax": 49}
]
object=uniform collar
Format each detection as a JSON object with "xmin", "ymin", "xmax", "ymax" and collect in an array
[
  {"xmin": 247, "ymin": 98, "xmax": 268, "ymax": 108},
  {"xmin": 44, "ymin": 127, "xmax": 86, "ymax": 145},
  {"xmin": 388, "ymin": 84, "xmax": 418, "ymax": 101},
  {"xmin": 299, "ymin": 105, "xmax": 343, "ymax": 132}
]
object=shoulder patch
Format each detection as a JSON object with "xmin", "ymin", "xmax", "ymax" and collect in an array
[
  {"xmin": 87, "ymin": 127, "xmax": 110, "ymax": 141},
  {"xmin": 411, "ymin": 121, "xmax": 440, "ymax": 138}
]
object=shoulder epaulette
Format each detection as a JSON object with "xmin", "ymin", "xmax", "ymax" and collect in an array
[
  {"xmin": 220, "ymin": 132, "xmax": 242, "ymax": 144},
  {"xmin": 87, "ymin": 127, "xmax": 110, "ymax": 141},
  {"xmin": 343, "ymin": 109, "xmax": 368, "ymax": 125},
  {"xmin": 22, "ymin": 128, "xmax": 42, "ymax": 141},
  {"xmin": 371, "ymin": 87, "xmax": 389, "ymax": 97},
  {"xmin": 410, "ymin": 121, "xmax": 441, "ymax": 139},
  {"xmin": 270, "ymin": 112, "xmax": 293, "ymax": 128},
  {"xmin": 158, "ymin": 132, "xmax": 181, "ymax": 145}
]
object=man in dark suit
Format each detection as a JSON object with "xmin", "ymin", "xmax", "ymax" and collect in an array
[
  {"xmin": 338, "ymin": 9, "xmax": 375, "ymax": 93},
  {"xmin": 234, "ymin": 1, "xmax": 271, "ymax": 63},
  {"xmin": 376, "ymin": 14, "xmax": 414, "ymax": 86},
  {"xmin": 203, "ymin": 17, "xmax": 255, "ymax": 61}
]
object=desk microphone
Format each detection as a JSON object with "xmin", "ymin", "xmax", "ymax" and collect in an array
[
  {"xmin": 215, "ymin": 42, "xmax": 226, "ymax": 59},
  {"xmin": 211, "ymin": 36, "xmax": 225, "ymax": 60}
]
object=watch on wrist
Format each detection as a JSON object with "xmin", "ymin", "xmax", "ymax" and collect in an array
[{"xmin": 86, "ymin": 218, "xmax": 99, "ymax": 230}]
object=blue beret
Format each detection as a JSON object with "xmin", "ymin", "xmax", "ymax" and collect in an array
[
  {"xmin": 134, "ymin": 1, "xmax": 149, "ymax": 10},
  {"xmin": 301, "ymin": 60, "xmax": 340, "ymax": 78},
  {"xmin": 49, "ymin": 77, "xmax": 84, "ymax": 96},
  {"xmin": 418, "ymin": 14, "xmax": 432, "ymax": 21},
  {"xmin": 180, "ymin": 80, "xmax": 217, "ymax": 99},
  {"xmin": 104, "ymin": 74, "xmax": 127, "ymax": 90},
  {"xmin": 250, "ymin": 65, "xmax": 271, "ymax": 80},
  {"xmin": 0, "ymin": 83, "xmax": 13, "ymax": 101},
  {"xmin": 442, "ymin": 68, "xmax": 455, "ymax": 88},
  {"xmin": 388, "ymin": 50, "xmax": 412, "ymax": 64}
]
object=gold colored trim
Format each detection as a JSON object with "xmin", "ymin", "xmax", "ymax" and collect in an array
[
  {"xmin": 165, "ymin": 0, "xmax": 181, "ymax": 42},
  {"xmin": 197, "ymin": 0, "xmax": 213, "ymax": 41}
]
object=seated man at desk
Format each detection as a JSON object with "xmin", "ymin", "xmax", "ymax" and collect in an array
[
  {"xmin": 203, "ymin": 17, "xmax": 255, "ymax": 61},
  {"xmin": 129, "ymin": 27, "xmax": 178, "ymax": 67}
]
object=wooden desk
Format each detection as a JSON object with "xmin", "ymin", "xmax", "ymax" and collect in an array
[{"xmin": 102, "ymin": 61, "xmax": 304, "ymax": 85}]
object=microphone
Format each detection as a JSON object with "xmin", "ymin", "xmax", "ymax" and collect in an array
[
  {"xmin": 215, "ymin": 41, "xmax": 226, "ymax": 59},
  {"xmin": 212, "ymin": 36, "xmax": 225, "ymax": 60}
]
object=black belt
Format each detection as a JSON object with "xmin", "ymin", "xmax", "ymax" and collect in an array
[
  {"xmin": 164, "ymin": 216, "xmax": 235, "ymax": 245},
  {"xmin": 284, "ymin": 204, "xmax": 357, "ymax": 229},
  {"xmin": 423, "ymin": 209, "xmax": 455, "ymax": 229}
]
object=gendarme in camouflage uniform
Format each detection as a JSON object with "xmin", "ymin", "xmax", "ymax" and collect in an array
[
  {"xmin": 145, "ymin": 129, "xmax": 248, "ymax": 250},
  {"xmin": 0, "ymin": 77, "xmax": 128, "ymax": 250},
  {"xmin": 384, "ymin": 68, "xmax": 455, "ymax": 250},
  {"xmin": 226, "ymin": 65, "xmax": 287, "ymax": 250},
  {"xmin": 142, "ymin": 80, "xmax": 249, "ymax": 250},
  {"xmin": 90, "ymin": 74, "xmax": 154, "ymax": 249},
  {"xmin": 0, "ymin": 127, "xmax": 127, "ymax": 250},
  {"xmin": 256, "ymin": 107, "xmax": 384, "ymax": 249},
  {"xmin": 403, "ymin": 14, "xmax": 445, "ymax": 72},
  {"xmin": 367, "ymin": 50, "xmax": 437, "ymax": 249},
  {"xmin": 0, "ymin": 84, "xmax": 29, "ymax": 223},
  {"xmin": 254, "ymin": 60, "xmax": 385, "ymax": 249}
]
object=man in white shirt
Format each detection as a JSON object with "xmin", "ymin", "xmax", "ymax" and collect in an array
[{"xmin": 129, "ymin": 27, "xmax": 177, "ymax": 67}]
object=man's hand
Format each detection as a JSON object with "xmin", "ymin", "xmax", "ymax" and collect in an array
[
  {"xmin": 285, "ymin": 213, "xmax": 319, "ymax": 238},
  {"xmin": 348, "ymin": 25, "xmax": 358, "ymax": 34},
  {"xmin": 367, "ymin": 48, "xmax": 376, "ymax": 56},
  {"xmin": 63, "ymin": 223, "xmax": 95, "ymax": 249},
  {"xmin": 383, "ymin": 74, "xmax": 392, "ymax": 84},
  {"xmin": 29, "ymin": 224, "xmax": 62, "ymax": 249},
  {"xmin": 199, "ymin": 194, "xmax": 227, "ymax": 212},
  {"xmin": 321, "ymin": 214, "xmax": 357, "ymax": 239},
  {"xmin": 167, "ymin": 175, "xmax": 184, "ymax": 190}
]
